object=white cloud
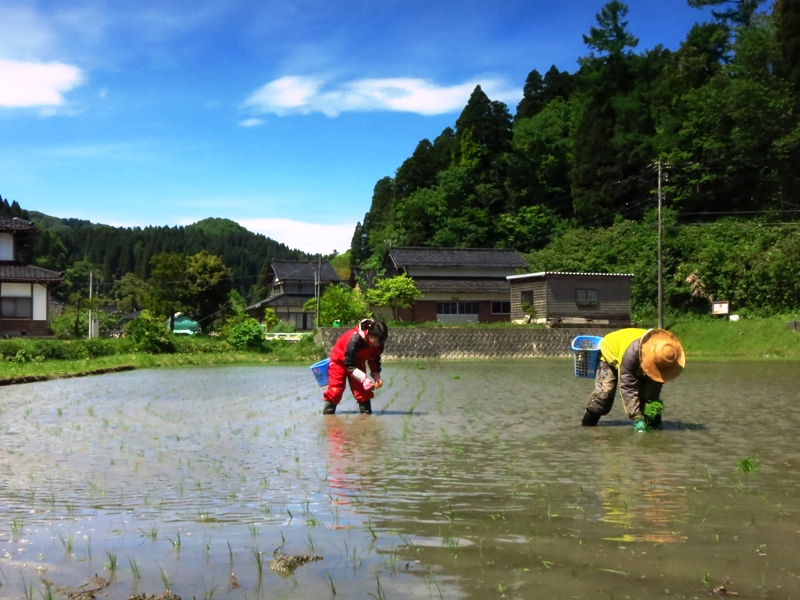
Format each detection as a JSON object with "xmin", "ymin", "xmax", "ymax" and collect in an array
[
  {"xmin": 244, "ymin": 75, "xmax": 518, "ymax": 117},
  {"xmin": 0, "ymin": 58, "xmax": 84, "ymax": 108},
  {"xmin": 238, "ymin": 218, "xmax": 354, "ymax": 255},
  {"xmin": 239, "ymin": 117, "xmax": 264, "ymax": 127}
]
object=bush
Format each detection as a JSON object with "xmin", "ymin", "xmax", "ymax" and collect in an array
[
  {"xmin": 225, "ymin": 318, "xmax": 269, "ymax": 352},
  {"xmin": 124, "ymin": 311, "xmax": 176, "ymax": 354}
]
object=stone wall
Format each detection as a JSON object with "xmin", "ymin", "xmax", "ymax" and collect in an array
[{"xmin": 316, "ymin": 327, "xmax": 615, "ymax": 360}]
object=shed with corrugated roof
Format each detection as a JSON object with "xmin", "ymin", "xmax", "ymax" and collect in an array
[{"xmin": 506, "ymin": 271, "xmax": 633, "ymax": 327}]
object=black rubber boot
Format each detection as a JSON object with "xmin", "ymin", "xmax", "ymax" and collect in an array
[
  {"xmin": 358, "ymin": 400, "xmax": 372, "ymax": 415},
  {"xmin": 581, "ymin": 410, "xmax": 600, "ymax": 426},
  {"xmin": 322, "ymin": 401, "xmax": 336, "ymax": 415}
]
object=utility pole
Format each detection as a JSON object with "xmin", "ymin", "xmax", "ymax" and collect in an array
[
  {"xmin": 88, "ymin": 271, "xmax": 93, "ymax": 339},
  {"xmin": 657, "ymin": 162, "xmax": 664, "ymax": 330},
  {"xmin": 315, "ymin": 255, "xmax": 321, "ymax": 328}
]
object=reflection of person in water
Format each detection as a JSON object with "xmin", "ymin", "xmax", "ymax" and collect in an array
[
  {"xmin": 591, "ymin": 438, "xmax": 688, "ymax": 544},
  {"xmin": 324, "ymin": 417, "xmax": 384, "ymax": 524}
]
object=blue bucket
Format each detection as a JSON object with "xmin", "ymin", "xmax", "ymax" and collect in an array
[
  {"xmin": 571, "ymin": 335, "xmax": 603, "ymax": 378},
  {"xmin": 310, "ymin": 358, "xmax": 330, "ymax": 386}
]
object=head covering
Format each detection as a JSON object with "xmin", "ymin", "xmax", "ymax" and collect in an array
[{"xmin": 640, "ymin": 329, "xmax": 685, "ymax": 383}]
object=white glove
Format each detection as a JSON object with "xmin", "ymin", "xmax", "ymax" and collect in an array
[{"xmin": 351, "ymin": 369, "xmax": 367, "ymax": 382}]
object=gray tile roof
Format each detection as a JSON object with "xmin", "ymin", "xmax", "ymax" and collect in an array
[
  {"xmin": 0, "ymin": 262, "xmax": 64, "ymax": 284},
  {"xmin": 387, "ymin": 247, "xmax": 528, "ymax": 269},
  {"xmin": 0, "ymin": 217, "xmax": 35, "ymax": 231},
  {"xmin": 246, "ymin": 293, "xmax": 312, "ymax": 310},
  {"xmin": 271, "ymin": 260, "xmax": 341, "ymax": 282},
  {"xmin": 414, "ymin": 278, "xmax": 511, "ymax": 294}
]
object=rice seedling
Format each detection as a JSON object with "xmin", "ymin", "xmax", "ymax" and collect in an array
[
  {"xmin": 168, "ymin": 531, "xmax": 181, "ymax": 553},
  {"xmin": 58, "ymin": 530, "xmax": 74, "ymax": 554},
  {"xmin": 11, "ymin": 517, "xmax": 23, "ymax": 537},
  {"xmin": 159, "ymin": 566, "xmax": 171, "ymax": 592},
  {"xmin": 105, "ymin": 550, "xmax": 117, "ymax": 573},
  {"xmin": 367, "ymin": 576, "xmax": 387, "ymax": 600},
  {"xmin": 306, "ymin": 531, "xmax": 319, "ymax": 555},
  {"xmin": 248, "ymin": 523, "xmax": 259, "ymax": 538},
  {"xmin": 325, "ymin": 573, "xmax": 337, "ymax": 596},
  {"xmin": 41, "ymin": 579, "xmax": 54, "ymax": 600},
  {"xmin": 139, "ymin": 522, "xmax": 158, "ymax": 541},
  {"xmin": 128, "ymin": 557, "xmax": 141, "ymax": 581},
  {"xmin": 252, "ymin": 546, "xmax": 264, "ymax": 577},
  {"xmin": 737, "ymin": 457, "xmax": 758, "ymax": 472}
]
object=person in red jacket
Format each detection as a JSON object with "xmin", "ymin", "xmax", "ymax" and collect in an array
[{"xmin": 323, "ymin": 319, "xmax": 388, "ymax": 415}]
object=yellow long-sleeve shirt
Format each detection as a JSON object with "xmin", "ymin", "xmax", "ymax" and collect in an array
[{"xmin": 599, "ymin": 328, "xmax": 647, "ymax": 369}]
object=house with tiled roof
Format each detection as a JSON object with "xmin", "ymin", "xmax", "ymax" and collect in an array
[
  {"xmin": 0, "ymin": 217, "xmax": 64, "ymax": 336},
  {"xmin": 507, "ymin": 271, "xmax": 633, "ymax": 327},
  {"xmin": 246, "ymin": 260, "xmax": 342, "ymax": 330},
  {"xmin": 381, "ymin": 247, "xmax": 529, "ymax": 324}
]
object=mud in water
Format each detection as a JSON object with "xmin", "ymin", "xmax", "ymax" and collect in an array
[{"xmin": 0, "ymin": 359, "xmax": 798, "ymax": 599}]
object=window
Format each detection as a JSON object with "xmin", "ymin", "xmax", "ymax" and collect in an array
[
  {"xmin": 491, "ymin": 301, "xmax": 510, "ymax": 314},
  {"xmin": 436, "ymin": 302, "xmax": 479, "ymax": 315},
  {"xmin": 576, "ymin": 288, "xmax": 599, "ymax": 306},
  {"xmin": 520, "ymin": 290, "xmax": 534, "ymax": 307},
  {"xmin": 1, "ymin": 297, "xmax": 32, "ymax": 318}
]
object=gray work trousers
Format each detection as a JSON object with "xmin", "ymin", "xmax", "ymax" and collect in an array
[{"xmin": 585, "ymin": 360, "xmax": 662, "ymax": 420}]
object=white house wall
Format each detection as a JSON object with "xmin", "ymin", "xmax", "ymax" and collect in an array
[
  {"xmin": 1, "ymin": 283, "xmax": 31, "ymax": 297},
  {"xmin": 0, "ymin": 233, "xmax": 13, "ymax": 260},
  {"xmin": 33, "ymin": 284, "xmax": 48, "ymax": 321}
]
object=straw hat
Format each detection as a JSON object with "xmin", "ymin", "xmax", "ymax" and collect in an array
[{"xmin": 640, "ymin": 329, "xmax": 685, "ymax": 383}]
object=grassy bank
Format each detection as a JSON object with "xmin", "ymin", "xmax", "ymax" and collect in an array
[
  {"xmin": 0, "ymin": 335, "xmax": 325, "ymax": 385},
  {"xmin": 668, "ymin": 315, "xmax": 800, "ymax": 360}
]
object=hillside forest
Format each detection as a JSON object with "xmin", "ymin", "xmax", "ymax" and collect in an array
[
  {"xmin": 350, "ymin": 0, "xmax": 800, "ymax": 317},
  {"xmin": 2, "ymin": 0, "xmax": 800, "ymax": 329}
]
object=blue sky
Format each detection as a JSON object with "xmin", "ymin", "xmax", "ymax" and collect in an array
[{"xmin": 0, "ymin": 0, "xmax": 712, "ymax": 255}]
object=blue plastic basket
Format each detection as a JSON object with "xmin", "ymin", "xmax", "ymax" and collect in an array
[
  {"xmin": 310, "ymin": 358, "xmax": 330, "ymax": 386},
  {"xmin": 571, "ymin": 335, "xmax": 603, "ymax": 378}
]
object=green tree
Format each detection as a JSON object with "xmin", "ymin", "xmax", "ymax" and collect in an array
[
  {"xmin": 109, "ymin": 272, "xmax": 148, "ymax": 314},
  {"xmin": 184, "ymin": 250, "xmax": 231, "ymax": 333},
  {"xmin": 670, "ymin": 15, "xmax": 799, "ymax": 213},
  {"xmin": 305, "ymin": 283, "xmax": 369, "ymax": 327},
  {"xmin": 146, "ymin": 253, "xmax": 189, "ymax": 330},
  {"xmin": 776, "ymin": 0, "xmax": 800, "ymax": 90},
  {"xmin": 582, "ymin": 0, "xmax": 639, "ymax": 60},
  {"xmin": 366, "ymin": 274, "xmax": 422, "ymax": 320},
  {"xmin": 688, "ymin": 0, "xmax": 765, "ymax": 28}
]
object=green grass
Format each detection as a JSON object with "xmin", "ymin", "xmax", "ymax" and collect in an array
[{"xmin": 668, "ymin": 315, "xmax": 800, "ymax": 359}]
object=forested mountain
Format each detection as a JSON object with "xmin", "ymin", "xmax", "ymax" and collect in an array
[
  {"xmin": 0, "ymin": 197, "xmax": 314, "ymax": 298},
  {"xmin": 350, "ymin": 0, "xmax": 800, "ymax": 267}
]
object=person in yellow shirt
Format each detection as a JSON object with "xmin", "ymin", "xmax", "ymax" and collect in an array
[{"xmin": 581, "ymin": 328, "xmax": 686, "ymax": 431}]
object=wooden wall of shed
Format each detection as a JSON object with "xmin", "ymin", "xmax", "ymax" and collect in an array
[
  {"xmin": 510, "ymin": 280, "xmax": 547, "ymax": 320},
  {"xmin": 545, "ymin": 276, "xmax": 631, "ymax": 320}
]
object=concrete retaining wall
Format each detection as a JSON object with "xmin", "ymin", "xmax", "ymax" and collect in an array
[{"xmin": 316, "ymin": 327, "xmax": 615, "ymax": 360}]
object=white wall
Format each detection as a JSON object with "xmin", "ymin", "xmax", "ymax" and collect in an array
[
  {"xmin": 33, "ymin": 284, "xmax": 48, "ymax": 321},
  {"xmin": 1, "ymin": 282, "xmax": 30, "ymax": 297},
  {"xmin": 0, "ymin": 233, "xmax": 13, "ymax": 260}
]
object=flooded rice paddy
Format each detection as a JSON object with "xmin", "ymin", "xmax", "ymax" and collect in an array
[{"xmin": 0, "ymin": 359, "xmax": 798, "ymax": 599}]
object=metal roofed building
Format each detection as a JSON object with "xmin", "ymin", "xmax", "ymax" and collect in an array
[
  {"xmin": 246, "ymin": 260, "xmax": 342, "ymax": 330},
  {"xmin": 0, "ymin": 217, "xmax": 64, "ymax": 336},
  {"xmin": 507, "ymin": 271, "xmax": 634, "ymax": 327},
  {"xmin": 382, "ymin": 247, "xmax": 529, "ymax": 324}
]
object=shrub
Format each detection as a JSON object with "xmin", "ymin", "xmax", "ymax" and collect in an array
[
  {"xmin": 225, "ymin": 318, "xmax": 268, "ymax": 352},
  {"xmin": 124, "ymin": 311, "xmax": 176, "ymax": 354}
]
